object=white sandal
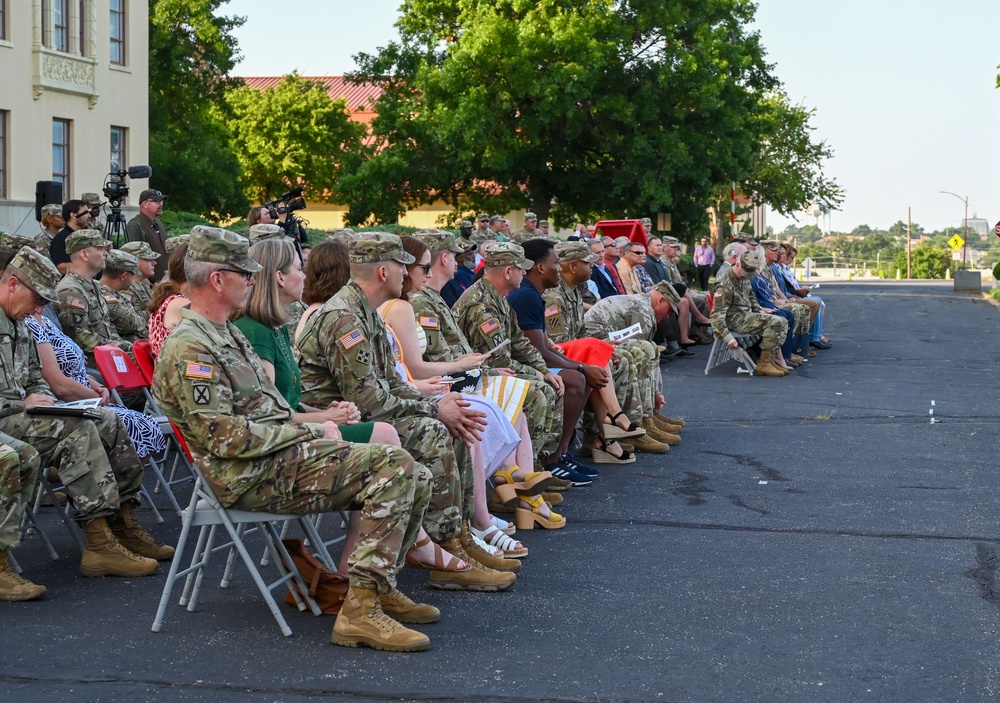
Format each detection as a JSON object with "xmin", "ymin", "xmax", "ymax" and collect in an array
[
  {"xmin": 490, "ymin": 515, "xmax": 516, "ymax": 536},
  {"xmin": 471, "ymin": 524, "xmax": 528, "ymax": 558}
]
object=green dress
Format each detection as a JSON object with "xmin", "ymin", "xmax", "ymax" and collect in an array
[{"xmin": 234, "ymin": 315, "xmax": 374, "ymax": 443}]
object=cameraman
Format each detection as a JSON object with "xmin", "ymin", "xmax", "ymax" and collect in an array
[
  {"xmin": 125, "ymin": 190, "xmax": 169, "ymax": 283},
  {"xmin": 248, "ymin": 204, "xmax": 308, "ymax": 247}
]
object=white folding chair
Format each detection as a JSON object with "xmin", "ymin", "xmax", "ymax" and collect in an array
[{"xmin": 703, "ymin": 333, "xmax": 760, "ymax": 376}]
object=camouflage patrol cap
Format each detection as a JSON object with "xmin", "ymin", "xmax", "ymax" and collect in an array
[
  {"xmin": 348, "ymin": 232, "xmax": 415, "ymax": 265},
  {"xmin": 758, "ymin": 240, "xmax": 781, "ymax": 251},
  {"xmin": 120, "ymin": 241, "xmax": 161, "ymax": 260},
  {"xmin": 325, "ymin": 228, "xmax": 359, "ymax": 243},
  {"xmin": 0, "ymin": 232, "xmax": 39, "ymax": 256},
  {"xmin": 538, "ymin": 220, "xmax": 550, "ymax": 228},
  {"xmin": 8, "ymin": 246, "xmax": 61, "ymax": 303},
  {"xmin": 652, "ymin": 280, "xmax": 680, "ymax": 314},
  {"xmin": 412, "ymin": 229, "xmax": 464, "ymax": 254},
  {"xmin": 65, "ymin": 229, "xmax": 111, "ymax": 254},
  {"xmin": 555, "ymin": 240, "xmax": 599, "ymax": 264},
  {"xmin": 248, "ymin": 223, "xmax": 287, "ymax": 244},
  {"xmin": 482, "ymin": 241, "xmax": 531, "ymax": 270},
  {"xmin": 459, "ymin": 219, "xmax": 474, "ymax": 229},
  {"xmin": 164, "ymin": 234, "xmax": 189, "ymax": 255},
  {"xmin": 105, "ymin": 249, "xmax": 139, "ymax": 274},
  {"xmin": 187, "ymin": 225, "xmax": 262, "ymax": 273},
  {"xmin": 641, "ymin": 217, "xmax": 653, "ymax": 227},
  {"xmin": 454, "ymin": 239, "xmax": 478, "ymax": 254},
  {"xmin": 41, "ymin": 203, "xmax": 62, "ymax": 217},
  {"xmin": 524, "ymin": 212, "xmax": 538, "ymax": 222},
  {"xmin": 477, "ymin": 213, "xmax": 490, "ymax": 223},
  {"xmin": 81, "ymin": 192, "xmax": 104, "ymax": 206},
  {"xmin": 661, "ymin": 236, "xmax": 680, "ymax": 247},
  {"xmin": 738, "ymin": 250, "xmax": 760, "ymax": 274}
]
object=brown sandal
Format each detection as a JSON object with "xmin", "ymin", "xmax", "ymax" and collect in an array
[{"xmin": 405, "ymin": 535, "xmax": 470, "ymax": 572}]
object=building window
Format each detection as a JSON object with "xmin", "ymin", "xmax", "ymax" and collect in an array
[
  {"xmin": 53, "ymin": 119, "xmax": 70, "ymax": 198},
  {"xmin": 110, "ymin": 0, "xmax": 125, "ymax": 65},
  {"xmin": 0, "ymin": 112, "xmax": 7, "ymax": 200},
  {"xmin": 0, "ymin": 0, "xmax": 7, "ymax": 42},
  {"xmin": 53, "ymin": 0, "xmax": 69, "ymax": 52},
  {"xmin": 78, "ymin": 0, "xmax": 86, "ymax": 55},
  {"xmin": 110, "ymin": 126, "xmax": 126, "ymax": 173}
]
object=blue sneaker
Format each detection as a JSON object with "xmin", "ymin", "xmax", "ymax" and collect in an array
[
  {"xmin": 548, "ymin": 462, "xmax": 593, "ymax": 487},
  {"xmin": 559, "ymin": 453, "xmax": 599, "ymax": 477}
]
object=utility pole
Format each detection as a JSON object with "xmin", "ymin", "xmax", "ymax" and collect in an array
[{"xmin": 906, "ymin": 207, "xmax": 912, "ymax": 279}]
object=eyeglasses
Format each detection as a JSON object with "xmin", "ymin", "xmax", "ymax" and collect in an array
[
  {"xmin": 415, "ymin": 263, "xmax": 432, "ymax": 274},
  {"xmin": 13, "ymin": 274, "xmax": 46, "ymax": 306},
  {"xmin": 218, "ymin": 268, "xmax": 254, "ymax": 281}
]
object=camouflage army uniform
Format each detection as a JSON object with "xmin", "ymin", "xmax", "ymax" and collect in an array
[
  {"xmin": 543, "ymin": 277, "xmax": 643, "ymax": 424},
  {"xmin": 35, "ymin": 231, "xmax": 55, "ymax": 259},
  {"xmin": 666, "ymin": 257, "xmax": 710, "ymax": 317},
  {"xmin": 453, "ymin": 278, "xmax": 563, "ymax": 460},
  {"xmin": 154, "ymin": 307, "xmax": 430, "ymax": 593},
  {"xmin": 296, "ymin": 281, "xmax": 466, "ymax": 543},
  {"xmin": 0, "ymin": 433, "xmax": 40, "ymax": 552},
  {"xmin": 56, "ymin": 271, "xmax": 133, "ymax": 366},
  {"xmin": 100, "ymin": 282, "xmax": 148, "ymax": 343},
  {"xmin": 409, "ymin": 284, "xmax": 558, "ymax": 462},
  {"xmin": 284, "ymin": 300, "xmax": 307, "ymax": 336},
  {"xmin": 584, "ymin": 294, "xmax": 663, "ymax": 417},
  {"xmin": 471, "ymin": 229, "xmax": 496, "ymax": 247},
  {"xmin": 510, "ymin": 228, "xmax": 541, "ymax": 244},
  {"xmin": 127, "ymin": 279, "xmax": 154, "ymax": 320},
  {"xmin": 760, "ymin": 266, "xmax": 810, "ymax": 335},
  {"xmin": 0, "ymin": 252, "xmax": 144, "ymax": 523},
  {"xmin": 710, "ymin": 267, "xmax": 787, "ymax": 352}
]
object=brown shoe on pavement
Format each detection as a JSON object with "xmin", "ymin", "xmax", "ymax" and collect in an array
[
  {"xmin": 80, "ymin": 517, "xmax": 158, "ymax": 578},
  {"xmin": 379, "ymin": 588, "xmax": 440, "ymax": 624},
  {"xmin": 428, "ymin": 538, "xmax": 516, "ymax": 592},
  {"xmin": 332, "ymin": 586, "xmax": 430, "ymax": 651},
  {"xmin": 0, "ymin": 551, "xmax": 46, "ymax": 601},
  {"xmin": 109, "ymin": 503, "xmax": 175, "ymax": 561},
  {"xmin": 631, "ymin": 433, "xmax": 670, "ymax": 454},
  {"xmin": 460, "ymin": 523, "xmax": 521, "ymax": 573}
]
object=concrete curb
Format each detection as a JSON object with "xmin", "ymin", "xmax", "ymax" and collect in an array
[{"xmin": 980, "ymin": 291, "xmax": 1000, "ymax": 311}]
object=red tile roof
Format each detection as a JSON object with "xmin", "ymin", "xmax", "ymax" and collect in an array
[{"xmin": 239, "ymin": 76, "xmax": 382, "ymax": 115}]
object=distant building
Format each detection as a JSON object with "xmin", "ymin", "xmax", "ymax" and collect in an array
[
  {"xmin": 0, "ymin": 1, "xmax": 150, "ymax": 235},
  {"xmin": 963, "ymin": 215, "xmax": 989, "ymax": 237}
]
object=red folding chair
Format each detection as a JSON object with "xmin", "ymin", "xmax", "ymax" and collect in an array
[
  {"xmin": 93, "ymin": 345, "xmax": 194, "ymax": 515},
  {"xmin": 133, "ymin": 339, "xmax": 156, "ymax": 385}
]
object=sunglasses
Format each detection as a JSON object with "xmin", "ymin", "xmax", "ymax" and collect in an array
[{"xmin": 415, "ymin": 263, "xmax": 432, "ymax": 274}]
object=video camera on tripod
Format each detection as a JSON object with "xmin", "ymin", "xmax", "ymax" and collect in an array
[
  {"xmin": 264, "ymin": 186, "xmax": 309, "ymax": 257},
  {"xmin": 102, "ymin": 164, "xmax": 153, "ymax": 247}
]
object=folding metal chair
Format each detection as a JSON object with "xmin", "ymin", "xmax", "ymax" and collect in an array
[
  {"xmin": 93, "ymin": 344, "xmax": 195, "ymax": 514},
  {"xmin": 703, "ymin": 333, "xmax": 760, "ymax": 376},
  {"xmin": 151, "ymin": 426, "xmax": 335, "ymax": 637}
]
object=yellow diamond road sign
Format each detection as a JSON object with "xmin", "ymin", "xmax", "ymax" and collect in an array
[{"xmin": 948, "ymin": 234, "xmax": 965, "ymax": 250}]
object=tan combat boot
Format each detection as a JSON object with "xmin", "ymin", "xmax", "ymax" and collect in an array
[
  {"xmin": 630, "ymin": 433, "xmax": 670, "ymax": 454},
  {"xmin": 642, "ymin": 418, "xmax": 681, "ymax": 446},
  {"xmin": 80, "ymin": 517, "xmax": 158, "ymax": 577},
  {"xmin": 428, "ymin": 538, "xmax": 516, "ymax": 592},
  {"xmin": 459, "ymin": 522, "xmax": 521, "ymax": 573},
  {"xmin": 332, "ymin": 585, "xmax": 430, "ymax": 651},
  {"xmin": 0, "ymin": 551, "xmax": 46, "ymax": 601},
  {"xmin": 379, "ymin": 588, "xmax": 440, "ymax": 624},
  {"xmin": 109, "ymin": 503, "xmax": 175, "ymax": 561},
  {"xmin": 651, "ymin": 414, "xmax": 683, "ymax": 434},
  {"xmin": 657, "ymin": 414, "xmax": 686, "ymax": 429},
  {"xmin": 754, "ymin": 351, "xmax": 786, "ymax": 378}
]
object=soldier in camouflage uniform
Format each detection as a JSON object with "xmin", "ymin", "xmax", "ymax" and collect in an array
[
  {"xmin": 408, "ymin": 231, "xmax": 560, "ymax": 468},
  {"xmin": 0, "ymin": 246, "xmax": 170, "ymax": 577},
  {"xmin": 81, "ymin": 192, "xmax": 106, "ymax": 234},
  {"xmin": 453, "ymin": 242, "xmax": 592, "ymax": 477},
  {"xmin": 710, "ymin": 251, "xmax": 788, "ymax": 377},
  {"xmin": 0, "ymin": 232, "xmax": 39, "ymax": 269},
  {"xmin": 153, "ymin": 226, "xmax": 436, "ymax": 651},
  {"xmin": 0, "ymin": 433, "xmax": 45, "ymax": 600},
  {"xmin": 584, "ymin": 281, "xmax": 689, "ymax": 432},
  {"xmin": 55, "ymin": 230, "xmax": 133, "ymax": 367},
  {"xmin": 37, "ymin": 203, "xmax": 64, "ymax": 258},
  {"xmin": 163, "ymin": 234, "xmax": 189, "ymax": 257},
  {"xmin": 98, "ymin": 249, "xmax": 148, "ymax": 343},
  {"xmin": 759, "ymin": 240, "xmax": 813, "ymax": 336},
  {"xmin": 120, "ymin": 241, "xmax": 160, "ymax": 320},
  {"xmin": 296, "ymin": 232, "xmax": 513, "ymax": 592},
  {"xmin": 471, "ymin": 213, "xmax": 492, "ymax": 246},
  {"xmin": 510, "ymin": 212, "xmax": 540, "ymax": 243}
]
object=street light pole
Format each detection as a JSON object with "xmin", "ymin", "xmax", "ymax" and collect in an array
[{"xmin": 939, "ymin": 190, "xmax": 969, "ymax": 269}]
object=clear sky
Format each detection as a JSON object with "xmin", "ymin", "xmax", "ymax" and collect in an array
[{"xmin": 224, "ymin": 0, "xmax": 1000, "ymax": 235}]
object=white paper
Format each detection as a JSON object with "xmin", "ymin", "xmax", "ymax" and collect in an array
[
  {"xmin": 55, "ymin": 398, "xmax": 102, "ymax": 409},
  {"xmin": 608, "ymin": 323, "xmax": 642, "ymax": 342}
]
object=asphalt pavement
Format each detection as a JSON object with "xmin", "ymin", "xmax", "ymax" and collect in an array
[{"xmin": 3, "ymin": 281, "xmax": 1000, "ymax": 703}]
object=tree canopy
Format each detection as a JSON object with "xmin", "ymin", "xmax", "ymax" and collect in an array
[{"xmin": 343, "ymin": 0, "xmax": 819, "ymax": 231}]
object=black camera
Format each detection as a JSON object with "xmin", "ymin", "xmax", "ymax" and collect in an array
[
  {"xmin": 103, "ymin": 164, "xmax": 152, "ymax": 206},
  {"xmin": 265, "ymin": 186, "xmax": 307, "ymax": 218}
]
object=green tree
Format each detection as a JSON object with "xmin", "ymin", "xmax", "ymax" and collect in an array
[
  {"xmin": 148, "ymin": 0, "xmax": 247, "ymax": 219},
  {"xmin": 225, "ymin": 74, "xmax": 365, "ymax": 206},
  {"xmin": 343, "ymin": 0, "xmax": 780, "ymax": 229},
  {"xmin": 893, "ymin": 243, "xmax": 952, "ymax": 279}
]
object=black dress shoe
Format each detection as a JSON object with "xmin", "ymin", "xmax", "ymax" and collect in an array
[
  {"xmin": 809, "ymin": 340, "xmax": 832, "ymax": 350},
  {"xmin": 674, "ymin": 349, "xmax": 696, "ymax": 358}
]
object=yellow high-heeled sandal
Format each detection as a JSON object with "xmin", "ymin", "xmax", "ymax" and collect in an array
[
  {"xmin": 514, "ymin": 495, "xmax": 566, "ymax": 531},
  {"xmin": 493, "ymin": 466, "xmax": 552, "ymax": 499}
]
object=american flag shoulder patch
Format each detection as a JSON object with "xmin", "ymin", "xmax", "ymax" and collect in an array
[
  {"xmin": 339, "ymin": 328, "xmax": 365, "ymax": 349},
  {"xmin": 419, "ymin": 316, "xmax": 439, "ymax": 329},
  {"xmin": 70, "ymin": 298, "xmax": 87, "ymax": 310},
  {"xmin": 544, "ymin": 305, "xmax": 559, "ymax": 317},
  {"xmin": 103, "ymin": 294, "xmax": 118, "ymax": 303},
  {"xmin": 185, "ymin": 362, "xmax": 214, "ymax": 380},
  {"xmin": 480, "ymin": 318, "xmax": 500, "ymax": 335}
]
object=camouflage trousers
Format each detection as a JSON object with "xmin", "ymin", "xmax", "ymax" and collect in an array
[
  {"xmin": 519, "ymin": 377, "xmax": 562, "ymax": 463},
  {"xmin": 391, "ymin": 416, "xmax": 466, "ymax": 544},
  {"xmin": 231, "ymin": 441, "xmax": 431, "ymax": 594},
  {"xmin": 0, "ymin": 408, "xmax": 143, "ymax": 524},
  {"xmin": 689, "ymin": 290, "xmax": 710, "ymax": 318},
  {"xmin": 618, "ymin": 340, "xmax": 660, "ymax": 416},
  {"xmin": 729, "ymin": 312, "xmax": 788, "ymax": 352},
  {"xmin": 777, "ymin": 301, "xmax": 811, "ymax": 335},
  {"xmin": 0, "ymin": 432, "xmax": 40, "ymax": 552}
]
